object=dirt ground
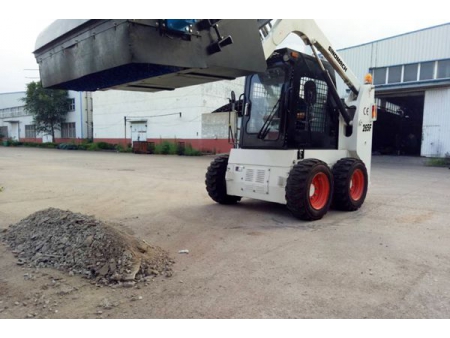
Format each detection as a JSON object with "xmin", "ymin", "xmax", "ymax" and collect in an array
[{"xmin": 0, "ymin": 147, "xmax": 450, "ymax": 319}]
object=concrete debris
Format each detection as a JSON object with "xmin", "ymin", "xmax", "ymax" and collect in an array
[{"xmin": 1, "ymin": 208, "xmax": 174, "ymax": 286}]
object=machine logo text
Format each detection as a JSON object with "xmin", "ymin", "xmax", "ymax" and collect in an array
[{"xmin": 328, "ymin": 46, "xmax": 347, "ymax": 72}]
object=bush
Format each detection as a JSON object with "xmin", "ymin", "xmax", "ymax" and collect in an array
[
  {"xmin": 115, "ymin": 144, "xmax": 132, "ymax": 153},
  {"xmin": 154, "ymin": 141, "xmax": 177, "ymax": 155},
  {"xmin": 22, "ymin": 142, "xmax": 38, "ymax": 147},
  {"xmin": 42, "ymin": 142, "xmax": 57, "ymax": 148},
  {"xmin": 77, "ymin": 144, "xmax": 89, "ymax": 150},
  {"xmin": 176, "ymin": 142, "xmax": 185, "ymax": 156},
  {"xmin": 147, "ymin": 142, "xmax": 155, "ymax": 154},
  {"xmin": 184, "ymin": 143, "xmax": 202, "ymax": 156},
  {"xmin": 87, "ymin": 143, "xmax": 101, "ymax": 151},
  {"xmin": 58, "ymin": 143, "xmax": 79, "ymax": 150},
  {"xmin": 151, "ymin": 141, "xmax": 202, "ymax": 156},
  {"xmin": 2, "ymin": 139, "xmax": 12, "ymax": 146},
  {"xmin": 10, "ymin": 140, "xmax": 23, "ymax": 147},
  {"xmin": 96, "ymin": 142, "xmax": 116, "ymax": 150},
  {"xmin": 37, "ymin": 142, "xmax": 58, "ymax": 148}
]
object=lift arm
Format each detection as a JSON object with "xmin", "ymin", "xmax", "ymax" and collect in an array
[
  {"xmin": 261, "ymin": 19, "xmax": 360, "ymax": 96},
  {"xmin": 258, "ymin": 20, "xmax": 361, "ymax": 126}
]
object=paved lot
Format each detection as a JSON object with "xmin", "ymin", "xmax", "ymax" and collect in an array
[{"xmin": 0, "ymin": 147, "xmax": 449, "ymax": 318}]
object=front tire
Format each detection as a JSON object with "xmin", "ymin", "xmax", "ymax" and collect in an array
[
  {"xmin": 205, "ymin": 155, "xmax": 241, "ymax": 204},
  {"xmin": 332, "ymin": 158, "xmax": 368, "ymax": 211},
  {"xmin": 285, "ymin": 159, "xmax": 333, "ymax": 221}
]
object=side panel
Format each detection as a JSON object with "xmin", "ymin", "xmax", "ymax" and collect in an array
[
  {"xmin": 226, "ymin": 148, "xmax": 349, "ymax": 204},
  {"xmin": 338, "ymin": 84, "xmax": 376, "ymax": 182},
  {"xmin": 226, "ymin": 149, "xmax": 298, "ymax": 204}
]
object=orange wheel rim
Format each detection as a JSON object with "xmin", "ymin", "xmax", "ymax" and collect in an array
[
  {"xmin": 350, "ymin": 169, "xmax": 364, "ymax": 201},
  {"xmin": 309, "ymin": 172, "xmax": 330, "ymax": 210}
]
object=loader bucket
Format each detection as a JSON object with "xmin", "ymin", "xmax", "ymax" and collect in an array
[{"xmin": 34, "ymin": 19, "xmax": 267, "ymax": 92}]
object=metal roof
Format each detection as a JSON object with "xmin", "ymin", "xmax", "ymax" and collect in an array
[{"xmin": 338, "ymin": 22, "xmax": 450, "ymax": 52}]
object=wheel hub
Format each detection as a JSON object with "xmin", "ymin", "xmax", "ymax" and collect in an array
[
  {"xmin": 349, "ymin": 169, "xmax": 364, "ymax": 201},
  {"xmin": 309, "ymin": 172, "xmax": 330, "ymax": 210}
]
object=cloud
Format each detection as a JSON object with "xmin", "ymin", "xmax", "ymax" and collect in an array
[{"xmin": 0, "ymin": 18, "xmax": 448, "ymax": 93}]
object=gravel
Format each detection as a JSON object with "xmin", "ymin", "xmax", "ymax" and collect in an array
[{"xmin": 1, "ymin": 208, "xmax": 174, "ymax": 285}]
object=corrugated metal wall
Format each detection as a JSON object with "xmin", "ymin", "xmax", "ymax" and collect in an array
[
  {"xmin": 370, "ymin": 24, "xmax": 450, "ymax": 66},
  {"xmin": 422, "ymin": 88, "xmax": 450, "ymax": 157},
  {"xmin": 336, "ymin": 23, "xmax": 450, "ymax": 96}
]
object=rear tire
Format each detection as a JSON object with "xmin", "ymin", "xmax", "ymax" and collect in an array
[
  {"xmin": 205, "ymin": 155, "xmax": 241, "ymax": 204},
  {"xmin": 285, "ymin": 159, "xmax": 333, "ymax": 221},
  {"xmin": 332, "ymin": 158, "xmax": 368, "ymax": 211}
]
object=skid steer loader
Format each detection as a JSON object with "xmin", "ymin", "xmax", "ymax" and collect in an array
[{"xmin": 34, "ymin": 19, "xmax": 376, "ymax": 220}]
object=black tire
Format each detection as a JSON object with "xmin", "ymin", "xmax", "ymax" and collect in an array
[
  {"xmin": 205, "ymin": 155, "xmax": 241, "ymax": 204},
  {"xmin": 332, "ymin": 158, "xmax": 368, "ymax": 211},
  {"xmin": 285, "ymin": 159, "xmax": 333, "ymax": 221}
]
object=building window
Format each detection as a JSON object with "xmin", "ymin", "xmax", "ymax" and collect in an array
[
  {"xmin": 0, "ymin": 126, "xmax": 8, "ymax": 138},
  {"xmin": 388, "ymin": 66, "xmax": 402, "ymax": 83},
  {"xmin": 68, "ymin": 98, "xmax": 75, "ymax": 112},
  {"xmin": 403, "ymin": 63, "xmax": 418, "ymax": 82},
  {"xmin": 61, "ymin": 122, "xmax": 76, "ymax": 138},
  {"xmin": 0, "ymin": 106, "xmax": 26, "ymax": 118},
  {"xmin": 437, "ymin": 59, "xmax": 450, "ymax": 79},
  {"xmin": 25, "ymin": 125, "xmax": 36, "ymax": 138},
  {"xmin": 420, "ymin": 61, "xmax": 435, "ymax": 80},
  {"xmin": 373, "ymin": 67, "xmax": 387, "ymax": 85}
]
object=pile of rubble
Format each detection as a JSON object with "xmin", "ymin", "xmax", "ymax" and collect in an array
[{"xmin": 1, "ymin": 208, "xmax": 173, "ymax": 285}]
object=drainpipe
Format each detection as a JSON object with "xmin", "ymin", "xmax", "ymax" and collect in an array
[
  {"xmin": 79, "ymin": 92, "xmax": 84, "ymax": 139},
  {"xmin": 124, "ymin": 116, "xmax": 127, "ymax": 143}
]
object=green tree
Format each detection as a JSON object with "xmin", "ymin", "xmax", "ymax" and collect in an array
[{"xmin": 22, "ymin": 81, "xmax": 70, "ymax": 141}]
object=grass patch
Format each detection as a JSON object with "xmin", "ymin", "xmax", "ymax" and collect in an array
[{"xmin": 425, "ymin": 157, "xmax": 449, "ymax": 167}]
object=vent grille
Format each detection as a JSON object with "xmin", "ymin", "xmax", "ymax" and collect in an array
[
  {"xmin": 243, "ymin": 167, "xmax": 270, "ymax": 194},
  {"xmin": 245, "ymin": 169, "xmax": 254, "ymax": 182},
  {"xmin": 256, "ymin": 170, "xmax": 266, "ymax": 184}
]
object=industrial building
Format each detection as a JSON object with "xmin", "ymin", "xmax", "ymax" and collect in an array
[
  {"xmin": 0, "ymin": 91, "xmax": 93, "ymax": 143},
  {"xmin": 2, "ymin": 22, "xmax": 450, "ymax": 158},
  {"xmin": 337, "ymin": 23, "xmax": 450, "ymax": 157},
  {"xmin": 92, "ymin": 78, "xmax": 244, "ymax": 154}
]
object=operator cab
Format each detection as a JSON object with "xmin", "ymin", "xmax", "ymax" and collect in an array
[{"xmin": 239, "ymin": 48, "xmax": 339, "ymax": 150}]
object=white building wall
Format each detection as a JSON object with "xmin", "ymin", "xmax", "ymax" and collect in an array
[
  {"xmin": 92, "ymin": 79, "xmax": 244, "ymax": 141},
  {"xmin": 93, "ymin": 87, "xmax": 202, "ymax": 140},
  {"xmin": 0, "ymin": 92, "xmax": 28, "ymax": 140},
  {"xmin": 65, "ymin": 91, "xmax": 91, "ymax": 139},
  {"xmin": 1, "ymin": 90, "xmax": 90, "ymax": 141},
  {"xmin": 199, "ymin": 78, "xmax": 245, "ymax": 117},
  {"xmin": 422, "ymin": 88, "xmax": 450, "ymax": 157}
]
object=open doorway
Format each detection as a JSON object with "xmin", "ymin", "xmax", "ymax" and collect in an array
[{"xmin": 373, "ymin": 93, "xmax": 424, "ymax": 156}]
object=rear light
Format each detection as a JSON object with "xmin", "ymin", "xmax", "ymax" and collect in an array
[{"xmin": 372, "ymin": 105, "xmax": 377, "ymax": 121}]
